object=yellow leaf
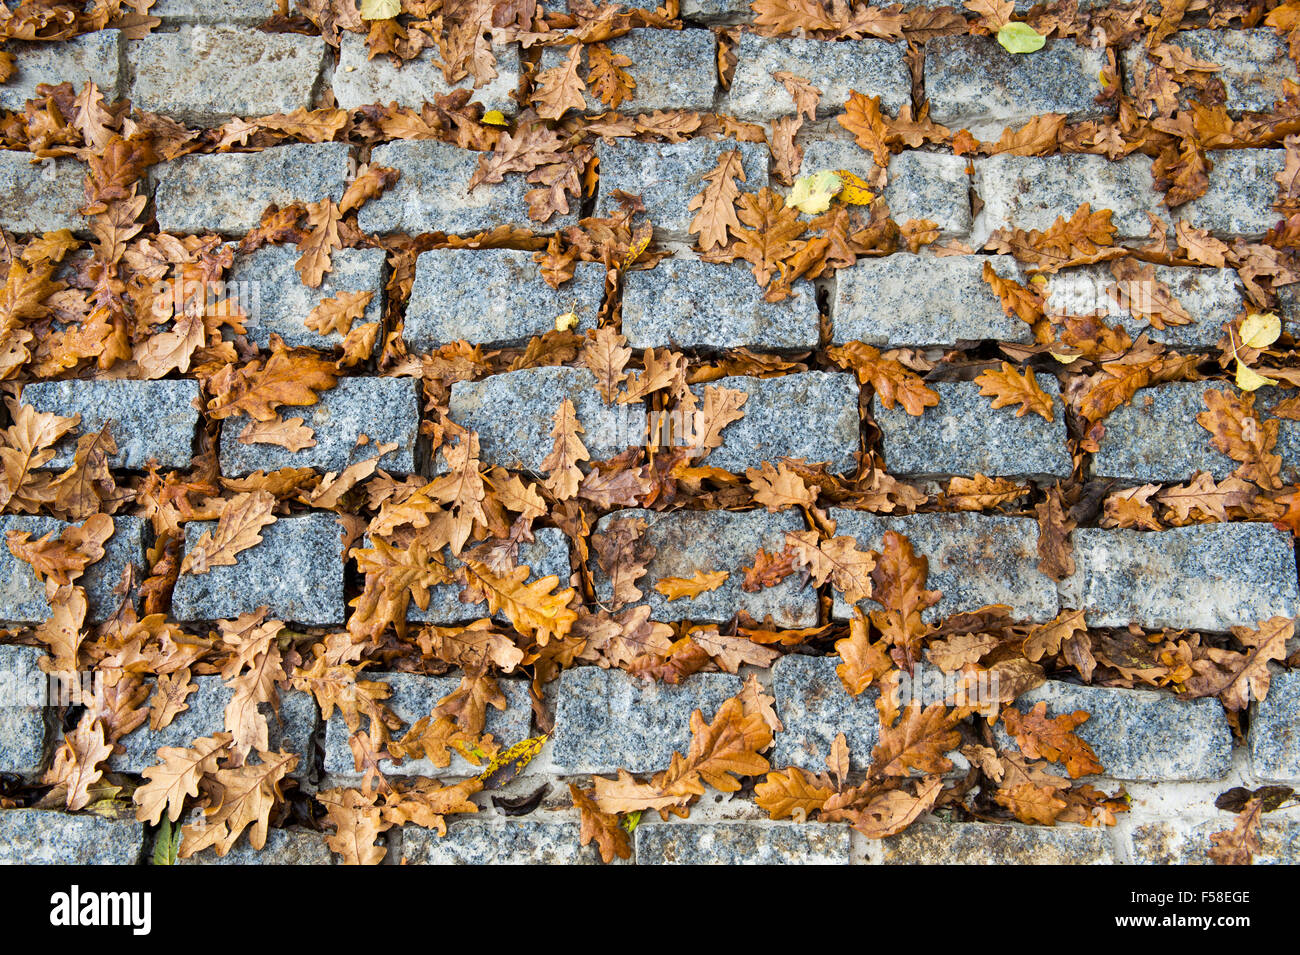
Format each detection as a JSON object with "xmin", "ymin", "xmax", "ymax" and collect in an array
[
  {"xmin": 833, "ymin": 169, "xmax": 874, "ymax": 205},
  {"xmin": 1240, "ymin": 312, "xmax": 1281, "ymax": 349},
  {"xmin": 554, "ymin": 306, "xmax": 579, "ymax": 332},
  {"xmin": 360, "ymin": 0, "xmax": 401, "ymax": 19},
  {"xmin": 788, "ymin": 171, "xmax": 841, "ymax": 215},
  {"xmin": 481, "ymin": 110, "xmax": 509, "ymax": 127},
  {"xmin": 1235, "ymin": 360, "xmax": 1277, "ymax": 392},
  {"xmin": 654, "ymin": 569, "xmax": 730, "ymax": 601}
]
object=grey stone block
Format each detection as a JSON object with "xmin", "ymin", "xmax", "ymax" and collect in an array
[
  {"xmin": 880, "ymin": 820, "xmax": 1114, "ymax": 864},
  {"xmin": 594, "ymin": 138, "xmax": 768, "ymax": 240},
  {"xmin": 728, "ymin": 33, "xmax": 910, "ymax": 120},
  {"xmin": 1043, "ymin": 263, "xmax": 1246, "ymax": 348},
  {"xmin": 21, "ymin": 379, "xmax": 201, "ymax": 471},
  {"xmin": 874, "ymin": 377, "xmax": 1072, "ymax": 479},
  {"xmin": 621, "ymin": 257, "xmax": 819, "ymax": 351},
  {"xmin": 0, "ymin": 515, "xmax": 147, "ymax": 624},
  {"xmin": 154, "ymin": 143, "xmax": 351, "ymax": 235},
  {"xmin": 799, "ymin": 142, "xmax": 972, "ymax": 236},
  {"xmin": 682, "ymin": 0, "xmax": 752, "ymax": 20},
  {"xmin": 113, "ymin": 675, "xmax": 317, "ymax": 777},
  {"xmin": 1173, "ymin": 149, "xmax": 1285, "ymax": 239},
  {"xmin": 0, "ymin": 153, "xmax": 88, "ymax": 235},
  {"xmin": 832, "ymin": 253, "xmax": 1031, "ymax": 346},
  {"xmin": 548, "ymin": 666, "xmax": 742, "ymax": 774},
  {"xmin": 151, "ymin": 0, "xmax": 274, "ymax": 22},
  {"xmin": 127, "ymin": 27, "xmax": 326, "ymax": 123},
  {"xmin": 359, "ymin": 139, "xmax": 573, "ymax": 235},
  {"xmin": 178, "ymin": 825, "xmax": 335, "ymax": 864},
  {"xmin": 926, "ymin": 36, "xmax": 1111, "ymax": 138},
  {"xmin": 0, "ymin": 30, "xmax": 121, "ymax": 111},
  {"xmin": 0, "ymin": 809, "xmax": 145, "ymax": 864},
  {"xmin": 996, "ymin": 681, "xmax": 1232, "ymax": 781},
  {"xmin": 333, "ymin": 34, "xmax": 521, "ymax": 114},
  {"xmin": 771, "ymin": 654, "xmax": 880, "ymax": 771},
  {"xmin": 406, "ymin": 249, "xmax": 602, "ymax": 349},
  {"xmin": 218, "ymin": 376, "xmax": 420, "ymax": 477},
  {"xmin": 413, "ymin": 527, "xmax": 571, "ymax": 624},
  {"xmin": 1123, "ymin": 28, "xmax": 1295, "ymax": 115},
  {"xmin": 686, "ymin": 372, "xmax": 859, "ymax": 473},
  {"xmin": 975, "ymin": 153, "xmax": 1158, "ymax": 243},
  {"xmin": 171, "ymin": 512, "xmax": 345, "ymax": 625},
  {"xmin": 1130, "ymin": 817, "xmax": 1300, "ymax": 865},
  {"xmin": 446, "ymin": 366, "xmax": 640, "ymax": 472},
  {"xmin": 636, "ymin": 821, "xmax": 852, "ymax": 864},
  {"xmin": 1249, "ymin": 669, "xmax": 1300, "ymax": 782},
  {"xmin": 401, "ymin": 819, "xmax": 606, "ymax": 864},
  {"xmin": 1063, "ymin": 523, "xmax": 1300, "ymax": 631},
  {"xmin": 322, "ymin": 672, "xmax": 532, "ymax": 779},
  {"xmin": 590, "ymin": 507, "xmax": 818, "ymax": 627},
  {"xmin": 1091, "ymin": 381, "xmax": 1239, "ymax": 483},
  {"xmin": 0, "ymin": 645, "xmax": 47, "ymax": 775},
  {"xmin": 229, "ymin": 244, "xmax": 386, "ymax": 350},
  {"xmin": 538, "ymin": 28, "xmax": 716, "ymax": 114},
  {"xmin": 827, "ymin": 510, "xmax": 1058, "ymax": 623}
]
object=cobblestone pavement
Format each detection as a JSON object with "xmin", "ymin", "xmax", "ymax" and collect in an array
[{"xmin": 2, "ymin": 0, "xmax": 1300, "ymax": 865}]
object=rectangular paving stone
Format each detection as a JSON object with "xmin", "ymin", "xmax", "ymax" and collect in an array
[
  {"xmin": 154, "ymin": 142, "xmax": 351, "ymax": 235},
  {"xmin": 728, "ymin": 33, "xmax": 910, "ymax": 120},
  {"xmin": 322, "ymin": 672, "xmax": 532, "ymax": 779},
  {"xmin": 218, "ymin": 376, "xmax": 420, "ymax": 477},
  {"xmin": 874, "ymin": 377, "xmax": 1072, "ymax": 479},
  {"xmin": 0, "ymin": 30, "xmax": 121, "ymax": 111},
  {"xmin": 827, "ymin": 510, "xmax": 1058, "ymax": 623},
  {"xmin": 413, "ymin": 526, "xmax": 572, "ymax": 624},
  {"xmin": 538, "ymin": 28, "xmax": 716, "ymax": 114},
  {"xmin": 1173, "ymin": 149, "xmax": 1285, "ymax": 238},
  {"xmin": 996, "ymin": 681, "xmax": 1232, "ymax": 781},
  {"xmin": 333, "ymin": 34, "xmax": 521, "ymax": 114},
  {"xmin": 771, "ymin": 654, "xmax": 881, "ymax": 771},
  {"xmin": 594, "ymin": 138, "xmax": 768, "ymax": 240},
  {"xmin": 0, "ymin": 515, "xmax": 147, "ymax": 625},
  {"xmin": 687, "ymin": 372, "xmax": 859, "ymax": 473},
  {"xmin": 1130, "ymin": 817, "xmax": 1300, "ymax": 865},
  {"xmin": 21, "ymin": 379, "xmax": 201, "ymax": 471},
  {"xmin": 590, "ymin": 507, "xmax": 818, "ymax": 627},
  {"xmin": 547, "ymin": 666, "xmax": 742, "ymax": 774},
  {"xmin": 1123, "ymin": 28, "xmax": 1295, "ymax": 115},
  {"xmin": 0, "ymin": 153, "xmax": 88, "ymax": 235},
  {"xmin": 800, "ymin": 142, "xmax": 973, "ymax": 237},
  {"xmin": 1062, "ymin": 523, "xmax": 1300, "ymax": 631},
  {"xmin": 0, "ymin": 809, "xmax": 145, "ymax": 864},
  {"xmin": 974, "ymin": 154, "xmax": 1158, "ymax": 243},
  {"xmin": 1091, "ymin": 381, "xmax": 1246, "ymax": 484},
  {"xmin": 832, "ymin": 253, "xmax": 1031, "ymax": 346},
  {"xmin": 358, "ymin": 139, "xmax": 572, "ymax": 235},
  {"xmin": 406, "ymin": 249, "xmax": 601, "ymax": 349},
  {"xmin": 230, "ymin": 244, "xmax": 386, "ymax": 350},
  {"xmin": 1043, "ymin": 263, "xmax": 1246, "ymax": 349},
  {"xmin": 635, "ymin": 821, "xmax": 852, "ymax": 864},
  {"xmin": 401, "ymin": 819, "xmax": 606, "ymax": 864},
  {"xmin": 152, "ymin": 0, "xmax": 274, "ymax": 22},
  {"xmin": 127, "ymin": 27, "xmax": 326, "ymax": 123},
  {"xmin": 446, "ymin": 366, "xmax": 640, "ymax": 472},
  {"xmin": 177, "ymin": 825, "xmax": 335, "ymax": 864},
  {"xmin": 926, "ymin": 36, "xmax": 1111, "ymax": 138},
  {"xmin": 0, "ymin": 645, "xmax": 47, "ymax": 775},
  {"xmin": 171, "ymin": 512, "xmax": 345, "ymax": 625},
  {"xmin": 1248, "ymin": 669, "xmax": 1300, "ymax": 782},
  {"xmin": 112, "ymin": 675, "xmax": 317, "ymax": 777},
  {"xmin": 880, "ymin": 820, "xmax": 1115, "ymax": 864},
  {"xmin": 682, "ymin": 0, "xmax": 752, "ymax": 19},
  {"xmin": 621, "ymin": 257, "xmax": 819, "ymax": 351}
]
